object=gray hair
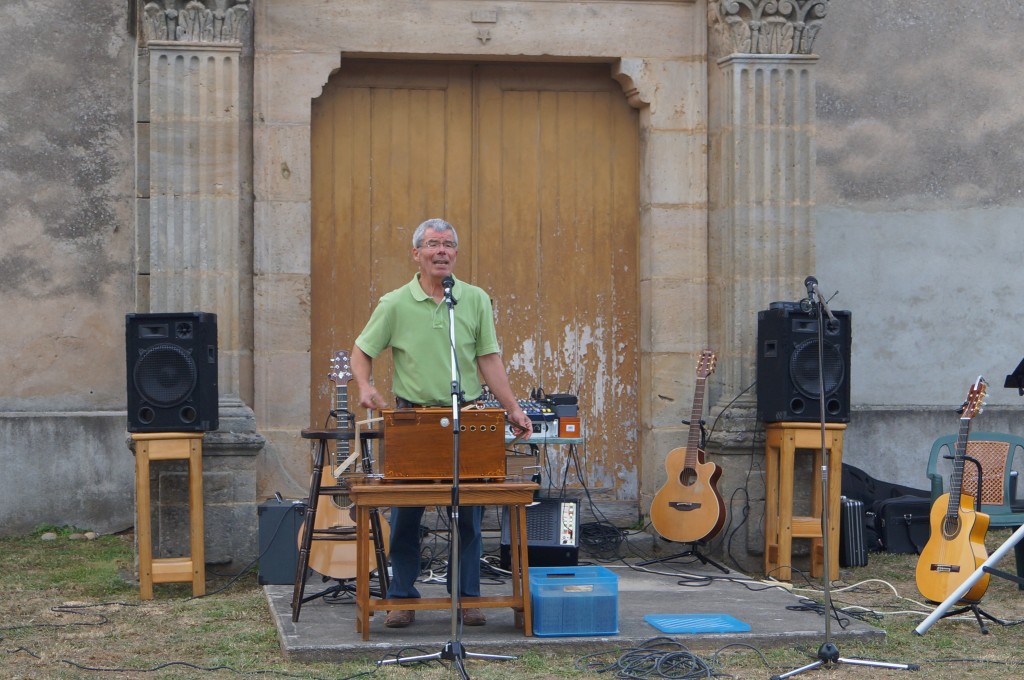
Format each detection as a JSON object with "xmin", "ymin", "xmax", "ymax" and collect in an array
[{"xmin": 412, "ymin": 218, "xmax": 459, "ymax": 249}]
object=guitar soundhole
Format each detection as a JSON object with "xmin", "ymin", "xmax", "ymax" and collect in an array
[
  {"xmin": 941, "ymin": 516, "xmax": 961, "ymax": 540},
  {"xmin": 679, "ymin": 468, "xmax": 698, "ymax": 487}
]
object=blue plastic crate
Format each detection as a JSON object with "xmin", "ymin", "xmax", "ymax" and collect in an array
[{"xmin": 529, "ymin": 565, "xmax": 619, "ymax": 637}]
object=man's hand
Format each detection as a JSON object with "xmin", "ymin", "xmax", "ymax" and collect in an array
[
  {"xmin": 507, "ymin": 407, "xmax": 532, "ymax": 441},
  {"xmin": 357, "ymin": 385, "xmax": 387, "ymax": 411},
  {"xmin": 350, "ymin": 346, "xmax": 387, "ymax": 410}
]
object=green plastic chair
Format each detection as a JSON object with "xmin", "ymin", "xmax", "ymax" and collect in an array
[{"xmin": 925, "ymin": 431, "xmax": 1024, "ymax": 528}]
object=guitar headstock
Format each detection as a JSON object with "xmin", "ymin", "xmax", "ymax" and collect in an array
[
  {"xmin": 959, "ymin": 375, "xmax": 988, "ymax": 419},
  {"xmin": 696, "ymin": 349, "xmax": 717, "ymax": 379},
  {"xmin": 328, "ymin": 350, "xmax": 353, "ymax": 385}
]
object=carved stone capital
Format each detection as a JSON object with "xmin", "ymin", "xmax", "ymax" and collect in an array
[
  {"xmin": 142, "ymin": 0, "xmax": 251, "ymax": 45},
  {"xmin": 709, "ymin": 0, "xmax": 830, "ymax": 57}
]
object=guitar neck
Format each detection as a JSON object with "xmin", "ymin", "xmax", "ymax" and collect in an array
[
  {"xmin": 945, "ymin": 416, "xmax": 972, "ymax": 517},
  {"xmin": 336, "ymin": 384, "xmax": 351, "ymax": 460},
  {"xmin": 684, "ymin": 374, "xmax": 707, "ymax": 465}
]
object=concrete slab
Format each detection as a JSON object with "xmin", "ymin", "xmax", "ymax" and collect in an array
[{"xmin": 265, "ymin": 555, "xmax": 884, "ymax": 662}]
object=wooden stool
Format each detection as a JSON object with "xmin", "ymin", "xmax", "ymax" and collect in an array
[
  {"xmin": 764, "ymin": 422, "xmax": 846, "ymax": 581},
  {"xmin": 131, "ymin": 432, "xmax": 205, "ymax": 599},
  {"xmin": 291, "ymin": 428, "xmax": 388, "ymax": 622}
]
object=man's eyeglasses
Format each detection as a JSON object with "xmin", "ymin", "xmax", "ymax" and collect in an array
[{"xmin": 419, "ymin": 239, "xmax": 457, "ymax": 250}]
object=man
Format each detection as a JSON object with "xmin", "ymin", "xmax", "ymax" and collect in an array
[{"xmin": 351, "ymin": 218, "xmax": 532, "ymax": 629}]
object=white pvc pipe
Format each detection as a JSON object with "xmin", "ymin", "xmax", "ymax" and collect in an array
[{"xmin": 914, "ymin": 521, "xmax": 1024, "ymax": 635}]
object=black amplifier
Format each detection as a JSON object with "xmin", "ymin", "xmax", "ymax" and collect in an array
[
  {"xmin": 257, "ymin": 497, "xmax": 306, "ymax": 585},
  {"xmin": 499, "ymin": 496, "xmax": 579, "ymax": 569}
]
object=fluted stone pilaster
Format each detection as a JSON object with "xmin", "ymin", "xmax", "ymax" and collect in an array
[
  {"xmin": 706, "ymin": 3, "xmax": 829, "ymax": 572},
  {"xmin": 710, "ymin": 54, "xmax": 817, "ymax": 413},
  {"xmin": 149, "ymin": 43, "xmax": 244, "ymax": 401},
  {"xmin": 141, "ymin": 4, "xmax": 261, "ymax": 565}
]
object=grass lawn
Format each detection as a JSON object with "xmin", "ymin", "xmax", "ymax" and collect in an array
[{"xmin": 2, "ymin": 526, "xmax": 1024, "ymax": 679}]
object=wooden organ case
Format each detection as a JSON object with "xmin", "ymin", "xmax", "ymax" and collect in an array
[{"xmin": 381, "ymin": 407, "xmax": 506, "ymax": 481}]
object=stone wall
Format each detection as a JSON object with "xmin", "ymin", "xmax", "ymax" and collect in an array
[
  {"xmin": 0, "ymin": 2, "xmax": 136, "ymax": 534},
  {"xmin": 2, "ymin": 0, "xmax": 1021, "ymax": 580},
  {"xmin": 813, "ymin": 1, "xmax": 1024, "ymax": 481}
]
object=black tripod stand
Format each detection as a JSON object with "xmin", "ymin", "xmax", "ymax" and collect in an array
[
  {"xmin": 771, "ymin": 277, "xmax": 917, "ymax": 679},
  {"xmin": 379, "ymin": 276, "xmax": 514, "ymax": 678},
  {"xmin": 639, "ymin": 540, "xmax": 729, "ymax": 573}
]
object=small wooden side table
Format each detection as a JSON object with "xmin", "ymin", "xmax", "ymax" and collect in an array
[
  {"xmin": 764, "ymin": 422, "xmax": 846, "ymax": 581},
  {"xmin": 131, "ymin": 432, "xmax": 205, "ymax": 599},
  {"xmin": 348, "ymin": 481, "xmax": 536, "ymax": 640}
]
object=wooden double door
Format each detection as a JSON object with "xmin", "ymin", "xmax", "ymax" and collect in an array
[{"xmin": 311, "ymin": 60, "xmax": 640, "ymax": 502}]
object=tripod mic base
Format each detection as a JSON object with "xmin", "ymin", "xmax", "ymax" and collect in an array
[
  {"xmin": 769, "ymin": 642, "xmax": 918, "ymax": 680},
  {"xmin": 442, "ymin": 640, "xmax": 516, "ymax": 662},
  {"xmin": 817, "ymin": 642, "xmax": 840, "ymax": 664},
  {"xmin": 379, "ymin": 638, "xmax": 517, "ymax": 679}
]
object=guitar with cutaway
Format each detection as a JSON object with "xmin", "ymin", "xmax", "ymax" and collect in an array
[
  {"xmin": 649, "ymin": 349, "xmax": 726, "ymax": 544},
  {"xmin": 915, "ymin": 376, "xmax": 990, "ymax": 604}
]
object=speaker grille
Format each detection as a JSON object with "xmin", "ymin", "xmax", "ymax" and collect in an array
[
  {"xmin": 500, "ymin": 497, "xmax": 580, "ymax": 547},
  {"xmin": 133, "ymin": 343, "xmax": 198, "ymax": 407},
  {"xmin": 756, "ymin": 305, "xmax": 851, "ymax": 423},
  {"xmin": 790, "ymin": 339, "xmax": 845, "ymax": 398},
  {"xmin": 126, "ymin": 312, "xmax": 218, "ymax": 432}
]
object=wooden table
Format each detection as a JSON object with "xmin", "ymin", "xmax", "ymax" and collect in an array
[
  {"xmin": 348, "ymin": 481, "xmax": 537, "ymax": 640},
  {"xmin": 764, "ymin": 422, "xmax": 846, "ymax": 581}
]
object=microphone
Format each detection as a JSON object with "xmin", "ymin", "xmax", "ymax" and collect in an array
[
  {"xmin": 804, "ymin": 276, "xmax": 818, "ymax": 301},
  {"xmin": 805, "ymin": 275, "xmax": 839, "ymax": 330},
  {"xmin": 441, "ymin": 275, "xmax": 456, "ymax": 305}
]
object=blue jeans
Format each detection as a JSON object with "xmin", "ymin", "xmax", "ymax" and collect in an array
[{"xmin": 386, "ymin": 505, "xmax": 483, "ymax": 599}]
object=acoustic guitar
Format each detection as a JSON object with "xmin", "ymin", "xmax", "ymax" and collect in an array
[
  {"xmin": 649, "ymin": 349, "xmax": 726, "ymax": 544},
  {"xmin": 302, "ymin": 350, "xmax": 389, "ymax": 580},
  {"xmin": 915, "ymin": 376, "xmax": 990, "ymax": 604}
]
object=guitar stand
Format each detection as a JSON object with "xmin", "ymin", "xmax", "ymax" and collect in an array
[
  {"xmin": 914, "ymin": 528, "xmax": 1024, "ymax": 636},
  {"xmin": 935, "ymin": 602, "xmax": 1006, "ymax": 635},
  {"xmin": 298, "ymin": 576, "xmax": 387, "ymax": 607},
  {"xmin": 638, "ymin": 540, "xmax": 729, "ymax": 574}
]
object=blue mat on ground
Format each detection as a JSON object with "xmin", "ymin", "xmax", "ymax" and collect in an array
[{"xmin": 643, "ymin": 613, "xmax": 751, "ymax": 634}]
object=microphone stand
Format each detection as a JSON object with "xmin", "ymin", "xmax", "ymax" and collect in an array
[
  {"xmin": 386, "ymin": 277, "xmax": 514, "ymax": 678},
  {"xmin": 771, "ymin": 277, "xmax": 916, "ymax": 680}
]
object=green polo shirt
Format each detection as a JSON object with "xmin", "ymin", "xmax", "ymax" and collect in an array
[{"xmin": 354, "ymin": 274, "xmax": 500, "ymax": 406}]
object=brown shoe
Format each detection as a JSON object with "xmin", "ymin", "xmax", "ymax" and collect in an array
[
  {"xmin": 385, "ymin": 610, "xmax": 415, "ymax": 628},
  {"xmin": 461, "ymin": 608, "xmax": 486, "ymax": 626}
]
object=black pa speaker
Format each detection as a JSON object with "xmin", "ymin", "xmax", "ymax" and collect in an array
[
  {"xmin": 756, "ymin": 303, "xmax": 851, "ymax": 423},
  {"xmin": 126, "ymin": 312, "xmax": 219, "ymax": 432}
]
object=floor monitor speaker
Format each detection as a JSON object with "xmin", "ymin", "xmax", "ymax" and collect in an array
[
  {"xmin": 126, "ymin": 312, "xmax": 219, "ymax": 432},
  {"xmin": 756, "ymin": 302, "xmax": 851, "ymax": 423}
]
